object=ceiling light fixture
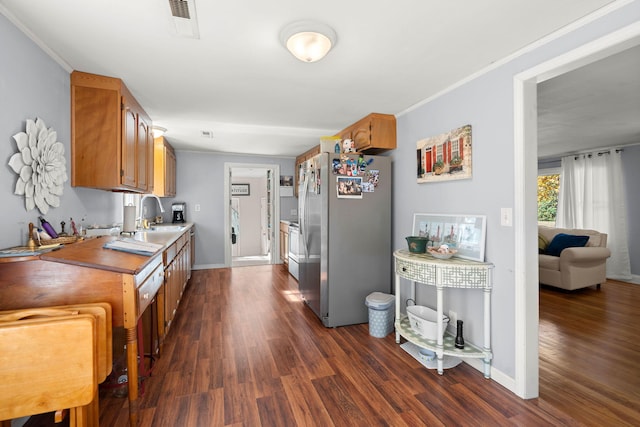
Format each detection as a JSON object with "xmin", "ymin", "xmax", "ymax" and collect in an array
[
  {"xmin": 280, "ymin": 21, "xmax": 337, "ymax": 63},
  {"xmin": 152, "ymin": 126, "xmax": 167, "ymax": 138}
]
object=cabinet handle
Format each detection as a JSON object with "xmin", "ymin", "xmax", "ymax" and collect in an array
[
  {"xmin": 402, "ymin": 267, "xmax": 407, "ymax": 272},
  {"xmin": 142, "ymin": 292, "xmax": 149, "ymax": 301}
]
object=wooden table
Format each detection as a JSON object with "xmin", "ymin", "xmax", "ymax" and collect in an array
[{"xmin": 0, "ymin": 236, "xmax": 164, "ymax": 426}]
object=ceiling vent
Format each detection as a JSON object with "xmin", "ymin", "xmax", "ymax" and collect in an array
[
  {"xmin": 169, "ymin": 0, "xmax": 190, "ymax": 19},
  {"xmin": 166, "ymin": 0, "xmax": 200, "ymax": 39}
]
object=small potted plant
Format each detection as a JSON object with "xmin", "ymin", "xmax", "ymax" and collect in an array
[
  {"xmin": 450, "ymin": 156, "xmax": 462, "ymax": 171},
  {"xmin": 433, "ymin": 160, "xmax": 444, "ymax": 175}
]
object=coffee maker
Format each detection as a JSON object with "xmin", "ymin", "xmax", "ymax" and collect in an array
[{"xmin": 172, "ymin": 202, "xmax": 186, "ymax": 223}]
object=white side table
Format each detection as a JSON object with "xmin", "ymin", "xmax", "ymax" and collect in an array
[{"xmin": 393, "ymin": 249, "xmax": 494, "ymax": 377}]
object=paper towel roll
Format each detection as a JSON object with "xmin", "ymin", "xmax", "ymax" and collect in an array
[{"xmin": 123, "ymin": 205, "xmax": 136, "ymax": 233}]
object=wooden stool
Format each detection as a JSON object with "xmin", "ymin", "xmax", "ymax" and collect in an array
[{"xmin": 0, "ymin": 304, "xmax": 111, "ymax": 426}]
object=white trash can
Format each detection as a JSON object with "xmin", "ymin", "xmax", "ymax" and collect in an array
[{"xmin": 365, "ymin": 292, "xmax": 395, "ymax": 338}]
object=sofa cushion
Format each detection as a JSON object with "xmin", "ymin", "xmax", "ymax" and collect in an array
[
  {"xmin": 538, "ymin": 234, "xmax": 549, "ymax": 254},
  {"xmin": 545, "ymin": 233, "xmax": 590, "ymax": 257},
  {"xmin": 538, "ymin": 226, "xmax": 604, "ymax": 248}
]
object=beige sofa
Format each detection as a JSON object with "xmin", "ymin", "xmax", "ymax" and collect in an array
[{"xmin": 538, "ymin": 226, "xmax": 611, "ymax": 291}]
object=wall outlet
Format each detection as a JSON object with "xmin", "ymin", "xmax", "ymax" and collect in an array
[
  {"xmin": 291, "ymin": 208, "xmax": 297, "ymax": 217},
  {"xmin": 449, "ymin": 310, "xmax": 457, "ymax": 326}
]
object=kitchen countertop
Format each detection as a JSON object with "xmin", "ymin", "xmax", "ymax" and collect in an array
[
  {"xmin": 2, "ymin": 223, "xmax": 193, "ymax": 274},
  {"xmin": 131, "ymin": 222, "xmax": 193, "ymax": 246}
]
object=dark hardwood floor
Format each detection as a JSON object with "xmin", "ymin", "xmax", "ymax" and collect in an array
[{"xmin": 47, "ymin": 267, "xmax": 640, "ymax": 425}]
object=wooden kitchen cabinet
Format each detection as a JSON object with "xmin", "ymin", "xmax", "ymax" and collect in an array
[
  {"xmin": 337, "ymin": 113, "xmax": 396, "ymax": 154},
  {"xmin": 153, "ymin": 137, "xmax": 177, "ymax": 197},
  {"xmin": 71, "ymin": 70, "xmax": 153, "ymax": 192},
  {"xmin": 293, "ymin": 113, "xmax": 395, "ymax": 197},
  {"xmin": 279, "ymin": 221, "xmax": 289, "ymax": 265},
  {"xmin": 162, "ymin": 230, "xmax": 191, "ymax": 334}
]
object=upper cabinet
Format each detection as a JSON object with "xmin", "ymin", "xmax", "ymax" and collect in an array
[
  {"xmin": 153, "ymin": 137, "xmax": 176, "ymax": 197},
  {"xmin": 71, "ymin": 71, "xmax": 153, "ymax": 192},
  {"xmin": 337, "ymin": 113, "xmax": 396, "ymax": 154},
  {"xmin": 293, "ymin": 113, "xmax": 396, "ymax": 198}
]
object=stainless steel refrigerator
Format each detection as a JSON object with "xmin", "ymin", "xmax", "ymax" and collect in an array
[{"xmin": 298, "ymin": 152, "xmax": 392, "ymax": 327}]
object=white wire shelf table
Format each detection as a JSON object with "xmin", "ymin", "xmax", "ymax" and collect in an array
[{"xmin": 393, "ymin": 249, "xmax": 494, "ymax": 377}]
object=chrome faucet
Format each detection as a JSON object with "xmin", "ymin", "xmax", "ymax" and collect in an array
[
  {"xmin": 138, "ymin": 194, "xmax": 165, "ymax": 229},
  {"xmin": 140, "ymin": 194, "xmax": 166, "ymax": 213}
]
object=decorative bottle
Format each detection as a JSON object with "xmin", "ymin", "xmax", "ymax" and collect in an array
[
  {"xmin": 455, "ymin": 320, "xmax": 465, "ymax": 349},
  {"xmin": 38, "ymin": 216, "xmax": 59, "ymax": 238}
]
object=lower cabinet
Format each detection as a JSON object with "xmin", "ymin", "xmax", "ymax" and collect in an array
[
  {"xmin": 161, "ymin": 230, "xmax": 192, "ymax": 337},
  {"xmin": 279, "ymin": 221, "xmax": 289, "ymax": 264}
]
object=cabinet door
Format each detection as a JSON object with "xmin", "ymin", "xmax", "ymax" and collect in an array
[
  {"xmin": 146, "ymin": 119, "xmax": 154, "ymax": 193},
  {"xmin": 351, "ymin": 121, "xmax": 371, "ymax": 151},
  {"xmin": 121, "ymin": 98, "xmax": 137, "ymax": 188},
  {"xmin": 338, "ymin": 127, "xmax": 352, "ymax": 142},
  {"xmin": 166, "ymin": 146, "xmax": 176, "ymax": 196},
  {"xmin": 137, "ymin": 116, "xmax": 149, "ymax": 191}
]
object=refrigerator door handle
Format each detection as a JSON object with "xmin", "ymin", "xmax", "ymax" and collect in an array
[{"xmin": 300, "ymin": 169, "xmax": 310, "ymax": 258}]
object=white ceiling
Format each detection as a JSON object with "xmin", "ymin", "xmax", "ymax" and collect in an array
[
  {"xmin": 1, "ymin": 0, "xmax": 631, "ymax": 158},
  {"xmin": 537, "ymin": 44, "xmax": 640, "ymax": 159}
]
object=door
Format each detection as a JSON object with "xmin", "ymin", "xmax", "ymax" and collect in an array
[
  {"xmin": 231, "ymin": 197, "xmax": 239, "ymax": 257},
  {"xmin": 260, "ymin": 197, "xmax": 268, "ymax": 255},
  {"xmin": 223, "ymin": 163, "xmax": 280, "ymax": 267}
]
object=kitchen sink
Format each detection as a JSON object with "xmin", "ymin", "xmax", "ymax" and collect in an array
[{"xmin": 146, "ymin": 225, "xmax": 186, "ymax": 232}]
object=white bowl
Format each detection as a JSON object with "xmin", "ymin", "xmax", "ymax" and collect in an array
[
  {"xmin": 427, "ymin": 248, "xmax": 457, "ymax": 259},
  {"xmin": 418, "ymin": 347, "xmax": 436, "ymax": 361},
  {"xmin": 406, "ymin": 305, "xmax": 449, "ymax": 340}
]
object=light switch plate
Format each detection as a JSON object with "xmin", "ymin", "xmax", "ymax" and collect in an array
[
  {"xmin": 194, "ymin": 204, "xmax": 201, "ymax": 212},
  {"xmin": 501, "ymin": 208, "xmax": 513, "ymax": 227}
]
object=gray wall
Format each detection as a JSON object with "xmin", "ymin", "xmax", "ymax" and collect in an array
[
  {"xmin": 0, "ymin": 13, "xmax": 121, "ymax": 249},
  {"xmin": 168, "ymin": 150, "xmax": 295, "ymax": 268},
  {"xmin": 390, "ymin": 1, "xmax": 640, "ymax": 379}
]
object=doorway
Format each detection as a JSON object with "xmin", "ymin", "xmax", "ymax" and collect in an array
[
  {"xmin": 514, "ymin": 22, "xmax": 640, "ymax": 398},
  {"xmin": 224, "ymin": 163, "xmax": 280, "ymax": 267}
]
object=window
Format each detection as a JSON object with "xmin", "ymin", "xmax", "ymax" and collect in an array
[
  {"xmin": 451, "ymin": 139, "xmax": 460, "ymax": 160},
  {"xmin": 537, "ymin": 168, "xmax": 560, "ymax": 226}
]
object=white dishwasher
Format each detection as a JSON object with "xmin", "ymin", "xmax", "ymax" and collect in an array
[{"xmin": 288, "ymin": 223, "xmax": 299, "ymax": 280}]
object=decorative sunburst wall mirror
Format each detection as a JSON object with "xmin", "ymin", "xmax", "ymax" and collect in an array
[{"xmin": 8, "ymin": 118, "xmax": 68, "ymax": 214}]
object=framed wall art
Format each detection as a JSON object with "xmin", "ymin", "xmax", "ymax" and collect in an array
[
  {"xmin": 412, "ymin": 213, "xmax": 487, "ymax": 262},
  {"xmin": 416, "ymin": 124, "xmax": 472, "ymax": 183},
  {"xmin": 231, "ymin": 183, "xmax": 250, "ymax": 196}
]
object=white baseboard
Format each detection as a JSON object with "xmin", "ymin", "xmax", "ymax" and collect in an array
[
  {"xmin": 463, "ymin": 358, "xmax": 519, "ymax": 397},
  {"xmin": 629, "ymin": 275, "xmax": 640, "ymax": 285},
  {"xmin": 193, "ymin": 263, "xmax": 226, "ymax": 270}
]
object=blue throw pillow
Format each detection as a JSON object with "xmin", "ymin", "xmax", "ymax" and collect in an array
[{"xmin": 545, "ymin": 233, "xmax": 590, "ymax": 257}]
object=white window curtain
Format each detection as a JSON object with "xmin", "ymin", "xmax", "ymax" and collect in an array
[{"xmin": 557, "ymin": 150, "xmax": 631, "ymax": 280}]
